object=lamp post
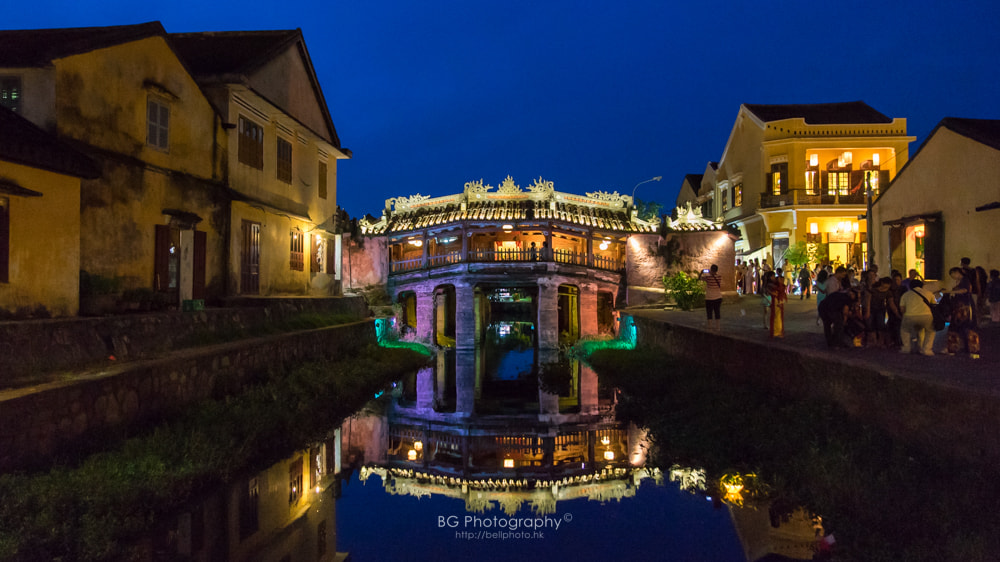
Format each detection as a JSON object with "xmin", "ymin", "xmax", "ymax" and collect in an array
[{"xmin": 631, "ymin": 176, "xmax": 663, "ymax": 208}]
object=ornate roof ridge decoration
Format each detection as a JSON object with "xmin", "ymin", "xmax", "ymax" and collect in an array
[
  {"xmin": 527, "ymin": 177, "xmax": 554, "ymax": 195},
  {"xmin": 585, "ymin": 190, "xmax": 629, "ymax": 208},
  {"xmin": 464, "ymin": 179, "xmax": 493, "ymax": 195},
  {"xmin": 386, "ymin": 193, "xmax": 431, "ymax": 211},
  {"xmin": 496, "ymin": 175, "xmax": 522, "ymax": 194},
  {"xmin": 667, "ymin": 201, "xmax": 722, "ymax": 231},
  {"xmin": 359, "ymin": 214, "xmax": 388, "ymax": 235}
]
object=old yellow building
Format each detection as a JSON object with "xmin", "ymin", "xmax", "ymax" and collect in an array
[
  {"xmin": 0, "ymin": 107, "xmax": 98, "ymax": 317},
  {"xmin": 713, "ymin": 102, "xmax": 914, "ymax": 269},
  {"xmin": 0, "ymin": 22, "xmax": 229, "ymax": 306},
  {"xmin": 171, "ymin": 30, "xmax": 351, "ymax": 296}
]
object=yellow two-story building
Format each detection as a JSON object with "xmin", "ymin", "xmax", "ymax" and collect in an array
[{"xmin": 713, "ymin": 102, "xmax": 914, "ymax": 270}]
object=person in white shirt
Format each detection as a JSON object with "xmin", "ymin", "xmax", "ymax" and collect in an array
[{"xmin": 899, "ymin": 279, "xmax": 936, "ymax": 356}]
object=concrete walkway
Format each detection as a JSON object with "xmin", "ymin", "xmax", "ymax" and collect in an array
[{"xmin": 627, "ymin": 296, "xmax": 1000, "ymax": 397}]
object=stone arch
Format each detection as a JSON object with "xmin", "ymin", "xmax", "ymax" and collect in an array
[
  {"xmin": 396, "ymin": 290, "xmax": 417, "ymax": 333},
  {"xmin": 597, "ymin": 290, "xmax": 616, "ymax": 335},
  {"xmin": 433, "ymin": 284, "xmax": 456, "ymax": 347},
  {"xmin": 557, "ymin": 283, "xmax": 580, "ymax": 345}
]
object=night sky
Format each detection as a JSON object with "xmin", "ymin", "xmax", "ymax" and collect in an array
[{"xmin": 5, "ymin": 0, "xmax": 999, "ymax": 219}]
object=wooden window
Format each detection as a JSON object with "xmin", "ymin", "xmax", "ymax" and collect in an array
[
  {"xmin": 276, "ymin": 137, "xmax": 292, "ymax": 183},
  {"xmin": 311, "ymin": 234, "xmax": 323, "ymax": 273},
  {"xmin": 768, "ymin": 163, "xmax": 788, "ymax": 195},
  {"xmin": 805, "ymin": 169, "xmax": 819, "ymax": 195},
  {"xmin": 238, "ymin": 116, "xmax": 264, "ymax": 169},
  {"xmin": 154, "ymin": 225, "xmax": 179, "ymax": 293},
  {"xmin": 241, "ymin": 220, "xmax": 260, "ymax": 294},
  {"xmin": 0, "ymin": 197, "xmax": 8, "ymax": 283},
  {"xmin": 239, "ymin": 477, "xmax": 259, "ymax": 540},
  {"xmin": 734, "ymin": 183, "xmax": 742, "ymax": 207},
  {"xmin": 288, "ymin": 458, "xmax": 303, "ymax": 506},
  {"xmin": 326, "ymin": 235, "xmax": 336, "ymax": 274},
  {"xmin": 0, "ymin": 76, "xmax": 21, "ymax": 113},
  {"xmin": 318, "ymin": 161, "xmax": 328, "ymax": 199},
  {"xmin": 828, "ymin": 171, "xmax": 850, "ymax": 196},
  {"xmin": 290, "ymin": 229, "xmax": 304, "ymax": 271},
  {"xmin": 147, "ymin": 98, "xmax": 169, "ymax": 150}
]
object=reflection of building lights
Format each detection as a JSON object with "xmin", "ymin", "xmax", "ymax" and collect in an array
[
  {"xmin": 502, "ymin": 224, "xmax": 513, "ymax": 230},
  {"xmin": 408, "ymin": 449, "xmax": 417, "ymax": 461},
  {"xmin": 604, "ymin": 451, "xmax": 615, "ymax": 461},
  {"xmin": 504, "ymin": 458, "xmax": 514, "ymax": 468},
  {"xmin": 414, "ymin": 441, "xmax": 423, "ymax": 451},
  {"xmin": 601, "ymin": 436, "xmax": 610, "ymax": 446}
]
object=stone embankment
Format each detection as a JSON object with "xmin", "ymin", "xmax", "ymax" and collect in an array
[
  {"xmin": 626, "ymin": 299, "xmax": 1000, "ymax": 466},
  {"xmin": 0, "ymin": 297, "xmax": 374, "ymax": 471}
]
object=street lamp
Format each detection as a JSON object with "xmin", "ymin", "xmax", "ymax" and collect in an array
[{"xmin": 631, "ymin": 176, "xmax": 663, "ymax": 204}]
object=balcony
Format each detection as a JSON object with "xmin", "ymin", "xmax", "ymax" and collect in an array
[
  {"xmin": 760, "ymin": 189, "xmax": 867, "ymax": 209},
  {"xmin": 390, "ymin": 249, "xmax": 624, "ymax": 274}
]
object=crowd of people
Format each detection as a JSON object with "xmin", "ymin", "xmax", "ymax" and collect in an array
[{"xmin": 731, "ymin": 257, "xmax": 1000, "ymax": 359}]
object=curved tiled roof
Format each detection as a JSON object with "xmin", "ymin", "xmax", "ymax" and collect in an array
[
  {"xmin": 360, "ymin": 178, "xmax": 659, "ymax": 235},
  {"xmin": 0, "ymin": 22, "xmax": 165, "ymax": 67}
]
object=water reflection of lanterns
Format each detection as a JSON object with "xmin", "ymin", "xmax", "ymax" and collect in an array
[
  {"xmin": 414, "ymin": 441, "xmax": 423, "ymax": 451},
  {"xmin": 408, "ymin": 449, "xmax": 417, "ymax": 461},
  {"xmin": 604, "ymin": 451, "xmax": 615, "ymax": 461},
  {"xmin": 601, "ymin": 436, "xmax": 610, "ymax": 446},
  {"xmin": 503, "ymin": 458, "xmax": 515, "ymax": 468}
]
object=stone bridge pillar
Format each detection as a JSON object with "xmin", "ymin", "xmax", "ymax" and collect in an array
[
  {"xmin": 580, "ymin": 364, "xmax": 598, "ymax": 415},
  {"xmin": 580, "ymin": 282, "xmax": 598, "ymax": 338},
  {"xmin": 416, "ymin": 289, "xmax": 434, "ymax": 342},
  {"xmin": 455, "ymin": 350, "xmax": 476, "ymax": 416},
  {"xmin": 455, "ymin": 283, "xmax": 476, "ymax": 350},
  {"xmin": 416, "ymin": 364, "xmax": 434, "ymax": 412},
  {"xmin": 537, "ymin": 280, "xmax": 559, "ymax": 350}
]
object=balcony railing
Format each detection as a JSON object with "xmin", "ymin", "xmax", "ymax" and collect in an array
[
  {"xmin": 760, "ymin": 189, "xmax": 868, "ymax": 208},
  {"xmin": 390, "ymin": 249, "xmax": 623, "ymax": 274}
]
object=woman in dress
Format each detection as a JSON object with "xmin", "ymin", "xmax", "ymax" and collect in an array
[
  {"xmin": 768, "ymin": 268, "xmax": 787, "ymax": 338},
  {"xmin": 814, "ymin": 269, "xmax": 829, "ymax": 325},
  {"xmin": 941, "ymin": 267, "xmax": 980, "ymax": 359}
]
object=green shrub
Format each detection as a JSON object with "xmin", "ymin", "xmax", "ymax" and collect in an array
[{"xmin": 662, "ymin": 271, "xmax": 705, "ymax": 310}]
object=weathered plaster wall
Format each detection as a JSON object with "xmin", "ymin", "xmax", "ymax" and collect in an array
[
  {"xmin": 341, "ymin": 234, "xmax": 388, "ymax": 291},
  {"xmin": 629, "ymin": 313, "xmax": 1000, "ymax": 465},
  {"xmin": 873, "ymin": 128, "xmax": 1000, "ymax": 273},
  {"xmin": 625, "ymin": 232, "xmax": 736, "ymax": 306},
  {"xmin": 0, "ymin": 319, "xmax": 375, "ymax": 471},
  {"xmin": 0, "ymin": 161, "xmax": 81, "ymax": 317}
]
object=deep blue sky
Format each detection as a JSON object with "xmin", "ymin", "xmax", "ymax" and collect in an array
[{"xmin": 5, "ymin": 1, "xmax": 999, "ymax": 219}]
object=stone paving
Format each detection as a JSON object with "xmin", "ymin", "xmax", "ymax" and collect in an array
[{"xmin": 627, "ymin": 295, "xmax": 1000, "ymax": 397}]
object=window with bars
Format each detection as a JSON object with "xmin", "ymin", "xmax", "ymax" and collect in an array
[
  {"xmin": 318, "ymin": 161, "xmax": 328, "ymax": 199},
  {"xmin": 238, "ymin": 116, "xmax": 263, "ymax": 169},
  {"xmin": 276, "ymin": 137, "xmax": 292, "ymax": 183},
  {"xmin": 1, "ymin": 76, "xmax": 21, "ymax": 113},
  {"xmin": 290, "ymin": 229, "xmax": 304, "ymax": 271},
  {"xmin": 146, "ymin": 98, "xmax": 169, "ymax": 150}
]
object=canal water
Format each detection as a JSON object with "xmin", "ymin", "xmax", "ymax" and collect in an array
[{"xmin": 146, "ymin": 320, "xmax": 821, "ymax": 561}]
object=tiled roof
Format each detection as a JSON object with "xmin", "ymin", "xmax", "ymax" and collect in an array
[
  {"xmin": 940, "ymin": 117, "xmax": 1000, "ymax": 152},
  {"xmin": 168, "ymin": 30, "xmax": 300, "ymax": 79},
  {"xmin": 0, "ymin": 22, "xmax": 164, "ymax": 66},
  {"xmin": 744, "ymin": 101, "xmax": 892, "ymax": 125},
  {"xmin": 0, "ymin": 107, "xmax": 99, "ymax": 179},
  {"xmin": 374, "ymin": 198, "xmax": 653, "ymax": 235}
]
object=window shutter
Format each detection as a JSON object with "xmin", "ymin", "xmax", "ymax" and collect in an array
[
  {"xmin": 821, "ymin": 171, "xmax": 829, "ymax": 194},
  {"xmin": 780, "ymin": 165, "xmax": 788, "ymax": 195},
  {"xmin": 154, "ymin": 224, "xmax": 171, "ymax": 291},
  {"xmin": 888, "ymin": 225, "xmax": 905, "ymax": 274},
  {"xmin": 326, "ymin": 237, "xmax": 336, "ymax": 274},
  {"xmin": 923, "ymin": 219, "xmax": 945, "ymax": 280},
  {"xmin": 0, "ymin": 198, "xmax": 9, "ymax": 283},
  {"xmin": 850, "ymin": 171, "xmax": 864, "ymax": 195},
  {"xmin": 193, "ymin": 230, "xmax": 206, "ymax": 300}
]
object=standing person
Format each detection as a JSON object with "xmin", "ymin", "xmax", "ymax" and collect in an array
[
  {"xmin": 529, "ymin": 241, "xmax": 538, "ymax": 261},
  {"xmin": 959, "ymin": 257, "xmax": 981, "ymax": 323},
  {"xmin": 975, "ymin": 266, "xmax": 989, "ymax": 321},
  {"xmin": 760, "ymin": 270, "xmax": 774, "ymax": 328},
  {"xmin": 987, "ymin": 269, "xmax": 1000, "ymax": 324},
  {"xmin": 783, "ymin": 265, "xmax": 795, "ymax": 295},
  {"xmin": 798, "ymin": 265, "xmax": 812, "ymax": 299},
  {"xmin": 887, "ymin": 271, "xmax": 905, "ymax": 349},
  {"xmin": 899, "ymin": 279, "xmax": 936, "ymax": 356},
  {"xmin": 768, "ymin": 268, "xmax": 787, "ymax": 338},
  {"xmin": 700, "ymin": 264, "xmax": 723, "ymax": 333},
  {"xmin": 868, "ymin": 277, "xmax": 894, "ymax": 348},
  {"xmin": 903, "ymin": 268, "xmax": 923, "ymax": 291},
  {"xmin": 735, "ymin": 260, "xmax": 745, "ymax": 295},
  {"xmin": 814, "ymin": 269, "xmax": 830, "ymax": 325},
  {"xmin": 941, "ymin": 267, "xmax": 980, "ymax": 359}
]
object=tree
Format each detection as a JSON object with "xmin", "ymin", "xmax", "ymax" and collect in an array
[
  {"xmin": 782, "ymin": 241, "xmax": 828, "ymax": 267},
  {"xmin": 634, "ymin": 198, "xmax": 663, "ymax": 222}
]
